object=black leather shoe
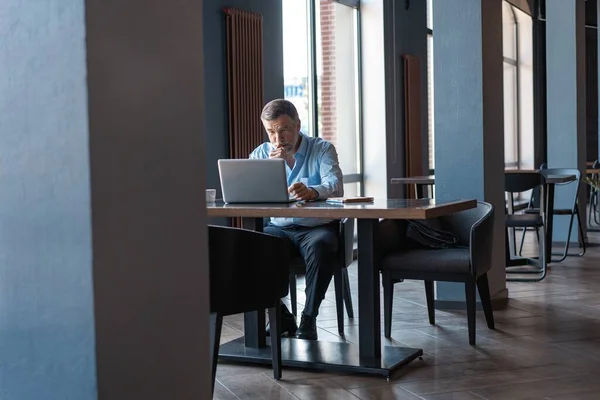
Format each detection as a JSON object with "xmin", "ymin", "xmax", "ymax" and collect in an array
[
  {"xmin": 295, "ymin": 313, "xmax": 318, "ymax": 340},
  {"xmin": 266, "ymin": 303, "xmax": 297, "ymax": 337}
]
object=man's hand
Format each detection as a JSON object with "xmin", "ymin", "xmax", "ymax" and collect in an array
[
  {"xmin": 269, "ymin": 146, "xmax": 292, "ymax": 162},
  {"xmin": 288, "ymin": 182, "xmax": 318, "ymax": 201}
]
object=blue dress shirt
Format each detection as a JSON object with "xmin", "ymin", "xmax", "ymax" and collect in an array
[{"xmin": 250, "ymin": 132, "xmax": 344, "ymax": 227}]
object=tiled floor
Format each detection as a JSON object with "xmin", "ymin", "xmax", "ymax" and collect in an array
[{"xmin": 214, "ymin": 231, "xmax": 600, "ymax": 399}]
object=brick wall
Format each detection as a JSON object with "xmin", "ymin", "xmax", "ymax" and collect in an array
[{"xmin": 320, "ymin": 0, "xmax": 336, "ymax": 146}]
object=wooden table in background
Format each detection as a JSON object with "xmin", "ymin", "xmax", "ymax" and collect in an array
[
  {"xmin": 390, "ymin": 175, "xmax": 435, "ymax": 199},
  {"xmin": 207, "ymin": 198, "xmax": 476, "ymax": 378}
]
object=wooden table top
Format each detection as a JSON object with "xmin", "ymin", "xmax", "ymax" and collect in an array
[
  {"xmin": 206, "ymin": 198, "xmax": 477, "ymax": 220},
  {"xmin": 390, "ymin": 175, "xmax": 435, "ymax": 185}
]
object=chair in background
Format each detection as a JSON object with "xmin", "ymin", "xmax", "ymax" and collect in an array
[
  {"xmin": 520, "ymin": 168, "xmax": 586, "ymax": 262},
  {"xmin": 379, "ymin": 202, "xmax": 495, "ymax": 346},
  {"xmin": 208, "ymin": 225, "xmax": 291, "ymax": 394},
  {"xmin": 516, "ymin": 163, "xmax": 545, "ymax": 256},
  {"xmin": 288, "ymin": 218, "xmax": 355, "ymax": 336},
  {"xmin": 505, "ymin": 172, "xmax": 547, "ymax": 282}
]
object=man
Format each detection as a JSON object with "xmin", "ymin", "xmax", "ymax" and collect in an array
[{"xmin": 250, "ymin": 99, "xmax": 343, "ymax": 340}]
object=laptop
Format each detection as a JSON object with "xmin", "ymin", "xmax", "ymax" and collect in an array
[{"xmin": 218, "ymin": 159, "xmax": 295, "ymax": 203}]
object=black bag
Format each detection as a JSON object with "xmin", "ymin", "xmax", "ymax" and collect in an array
[{"xmin": 406, "ymin": 220, "xmax": 459, "ymax": 249}]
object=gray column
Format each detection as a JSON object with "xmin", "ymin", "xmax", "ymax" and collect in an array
[
  {"xmin": 546, "ymin": 0, "xmax": 586, "ymax": 244},
  {"xmin": 433, "ymin": 0, "xmax": 507, "ymax": 305},
  {"xmin": 86, "ymin": 0, "xmax": 211, "ymax": 399}
]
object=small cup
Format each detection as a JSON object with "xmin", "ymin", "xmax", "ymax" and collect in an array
[{"xmin": 206, "ymin": 189, "xmax": 216, "ymax": 203}]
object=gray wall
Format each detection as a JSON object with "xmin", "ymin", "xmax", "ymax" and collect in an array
[
  {"xmin": 86, "ymin": 0, "xmax": 211, "ymax": 398},
  {"xmin": 203, "ymin": 0, "xmax": 284, "ymax": 198},
  {"xmin": 433, "ymin": 0, "xmax": 506, "ymax": 303},
  {"xmin": 546, "ymin": 0, "xmax": 586, "ymax": 242},
  {"xmin": 0, "ymin": 1, "xmax": 97, "ymax": 399}
]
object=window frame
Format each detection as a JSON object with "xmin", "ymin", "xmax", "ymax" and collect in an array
[
  {"xmin": 504, "ymin": 2, "xmax": 521, "ymax": 169},
  {"xmin": 300, "ymin": 0, "xmax": 364, "ymax": 193}
]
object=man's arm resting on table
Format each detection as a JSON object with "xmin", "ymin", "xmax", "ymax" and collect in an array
[{"xmin": 309, "ymin": 143, "xmax": 344, "ymax": 200}]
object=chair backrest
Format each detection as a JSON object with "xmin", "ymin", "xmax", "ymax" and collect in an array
[
  {"xmin": 528, "ymin": 163, "xmax": 548, "ymax": 209},
  {"xmin": 441, "ymin": 201, "xmax": 495, "ymax": 277},
  {"xmin": 540, "ymin": 168, "xmax": 581, "ymax": 212},
  {"xmin": 440, "ymin": 201, "xmax": 493, "ymax": 247},
  {"xmin": 208, "ymin": 225, "xmax": 291, "ymax": 315},
  {"xmin": 505, "ymin": 172, "xmax": 543, "ymax": 194}
]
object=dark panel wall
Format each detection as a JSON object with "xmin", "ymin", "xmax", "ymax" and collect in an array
[
  {"xmin": 0, "ymin": 2, "xmax": 97, "ymax": 398},
  {"xmin": 386, "ymin": 0, "xmax": 428, "ymax": 199},
  {"xmin": 586, "ymin": 0, "xmax": 598, "ymax": 162},
  {"xmin": 587, "ymin": 27, "xmax": 598, "ymax": 163},
  {"xmin": 86, "ymin": 0, "xmax": 210, "ymax": 398},
  {"xmin": 203, "ymin": 0, "xmax": 284, "ymax": 197}
]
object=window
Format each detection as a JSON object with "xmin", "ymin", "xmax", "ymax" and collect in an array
[
  {"xmin": 282, "ymin": 0, "xmax": 363, "ymax": 194},
  {"xmin": 282, "ymin": 1, "xmax": 310, "ymax": 134},
  {"xmin": 502, "ymin": 1, "xmax": 534, "ymax": 170}
]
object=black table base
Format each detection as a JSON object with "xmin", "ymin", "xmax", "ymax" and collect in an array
[{"xmin": 219, "ymin": 337, "xmax": 423, "ymax": 378}]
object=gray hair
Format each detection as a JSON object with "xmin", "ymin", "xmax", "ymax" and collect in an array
[{"xmin": 260, "ymin": 99, "xmax": 299, "ymax": 123}]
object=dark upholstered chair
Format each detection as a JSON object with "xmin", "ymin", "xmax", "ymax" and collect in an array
[
  {"xmin": 378, "ymin": 202, "xmax": 495, "ymax": 346},
  {"xmin": 208, "ymin": 225, "xmax": 291, "ymax": 394},
  {"xmin": 288, "ymin": 218, "xmax": 355, "ymax": 335}
]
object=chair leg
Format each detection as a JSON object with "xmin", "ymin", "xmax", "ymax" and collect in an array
[
  {"xmin": 552, "ymin": 207, "xmax": 586, "ymax": 261},
  {"xmin": 267, "ymin": 306, "xmax": 282, "ymax": 380},
  {"xmin": 576, "ymin": 207, "xmax": 586, "ymax": 256},
  {"xmin": 342, "ymin": 268, "xmax": 354, "ymax": 319},
  {"xmin": 465, "ymin": 280, "xmax": 476, "ymax": 346},
  {"xmin": 382, "ymin": 271, "xmax": 394, "ymax": 338},
  {"xmin": 210, "ymin": 312, "xmax": 223, "ymax": 396},
  {"xmin": 518, "ymin": 228, "xmax": 527, "ymax": 256},
  {"xmin": 476, "ymin": 273, "xmax": 495, "ymax": 330},
  {"xmin": 333, "ymin": 268, "xmax": 345, "ymax": 336},
  {"xmin": 552, "ymin": 213, "xmax": 575, "ymax": 262},
  {"xmin": 289, "ymin": 272, "xmax": 297, "ymax": 317},
  {"xmin": 424, "ymin": 280, "xmax": 435, "ymax": 325}
]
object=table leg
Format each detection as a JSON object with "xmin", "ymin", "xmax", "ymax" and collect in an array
[
  {"xmin": 241, "ymin": 217, "xmax": 266, "ymax": 348},
  {"xmin": 357, "ymin": 218, "xmax": 381, "ymax": 359}
]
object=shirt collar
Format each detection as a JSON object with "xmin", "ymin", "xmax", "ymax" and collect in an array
[{"xmin": 295, "ymin": 132, "xmax": 308, "ymax": 157}]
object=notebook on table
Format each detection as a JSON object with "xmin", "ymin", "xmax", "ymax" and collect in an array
[{"xmin": 325, "ymin": 196, "xmax": 374, "ymax": 204}]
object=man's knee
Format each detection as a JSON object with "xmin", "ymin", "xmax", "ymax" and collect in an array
[{"xmin": 303, "ymin": 236, "xmax": 338, "ymax": 264}]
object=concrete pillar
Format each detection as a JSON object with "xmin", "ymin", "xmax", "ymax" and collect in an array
[
  {"xmin": 86, "ymin": 0, "xmax": 211, "ymax": 398},
  {"xmin": 433, "ymin": 0, "xmax": 507, "ymax": 306},
  {"xmin": 546, "ymin": 0, "xmax": 586, "ymax": 243}
]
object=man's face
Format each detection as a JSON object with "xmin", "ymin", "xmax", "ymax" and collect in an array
[{"xmin": 262, "ymin": 115, "xmax": 301, "ymax": 152}]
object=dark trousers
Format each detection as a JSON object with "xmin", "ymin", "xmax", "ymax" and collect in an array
[{"xmin": 264, "ymin": 222, "xmax": 339, "ymax": 317}]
